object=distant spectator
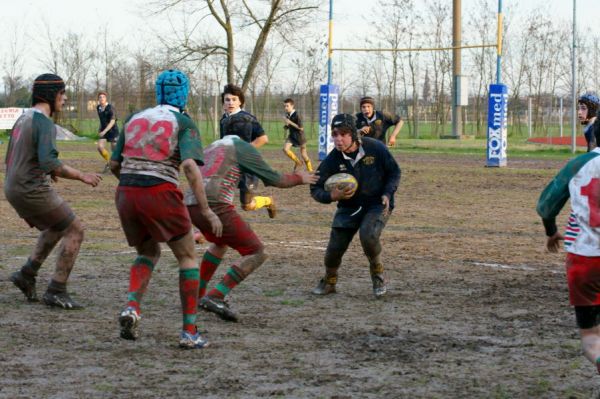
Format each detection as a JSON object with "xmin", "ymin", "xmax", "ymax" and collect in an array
[
  {"xmin": 577, "ymin": 92, "xmax": 600, "ymax": 152},
  {"xmin": 96, "ymin": 91, "xmax": 119, "ymax": 173},
  {"xmin": 355, "ymin": 96, "xmax": 403, "ymax": 147},
  {"xmin": 282, "ymin": 98, "xmax": 313, "ymax": 172}
]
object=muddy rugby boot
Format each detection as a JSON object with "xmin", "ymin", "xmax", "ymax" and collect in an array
[
  {"xmin": 311, "ymin": 278, "xmax": 336, "ymax": 296},
  {"xmin": 179, "ymin": 330, "xmax": 209, "ymax": 349},
  {"xmin": 199, "ymin": 296, "xmax": 238, "ymax": 322},
  {"xmin": 119, "ymin": 307, "xmax": 141, "ymax": 340},
  {"xmin": 371, "ymin": 274, "xmax": 387, "ymax": 299},
  {"xmin": 10, "ymin": 271, "xmax": 38, "ymax": 302},
  {"xmin": 42, "ymin": 291, "xmax": 84, "ymax": 309}
]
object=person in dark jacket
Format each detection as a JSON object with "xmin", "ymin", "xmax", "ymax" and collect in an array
[
  {"xmin": 355, "ymin": 96, "xmax": 403, "ymax": 147},
  {"xmin": 96, "ymin": 91, "xmax": 119, "ymax": 173},
  {"xmin": 577, "ymin": 92, "xmax": 600, "ymax": 152},
  {"xmin": 310, "ymin": 113, "xmax": 401, "ymax": 298}
]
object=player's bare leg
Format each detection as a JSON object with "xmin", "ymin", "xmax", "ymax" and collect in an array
[
  {"xmin": 299, "ymin": 145, "xmax": 313, "ymax": 172},
  {"xmin": 97, "ymin": 138, "xmax": 110, "ymax": 173},
  {"xmin": 11, "ymin": 227, "xmax": 63, "ymax": 302},
  {"xmin": 42, "ymin": 217, "xmax": 86, "ymax": 309},
  {"xmin": 580, "ymin": 327, "xmax": 600, "ymax": 374},
  {"xmin": 201, "ymin": 249, "xmax": 268, "ymax": 322},
  {"xmin": 283, "ymin": 142, "xmax": 302, "ymax": 171}
]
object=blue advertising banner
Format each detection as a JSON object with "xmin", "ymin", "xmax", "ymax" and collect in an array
[
  {"xmin": 486, "ymin": 84, "xmax": 508, "ymax": 167},
  {"xmin": 318, "ymin": 84, "xmax": 339, "ymax": 160}
]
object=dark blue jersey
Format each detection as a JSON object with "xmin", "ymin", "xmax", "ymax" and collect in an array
[
  {"xmin": 355, "ymin": 110, "xmax": 401, "ymax": 142},
  {"xmin": 97, "ymin": 103, "xmax": 119, "ymax": 136},
  {"xmin": 311, "ymin": 137, "xmax": 400, "ymax": 210},
  {"xmin": 219, "ymin": 110, "xmax": 265, "ymax": 143}
]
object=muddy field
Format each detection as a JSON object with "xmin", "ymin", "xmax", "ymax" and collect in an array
[{"xmin": 0, "ymin": 142, "xmax": 597, "ymax": 398}]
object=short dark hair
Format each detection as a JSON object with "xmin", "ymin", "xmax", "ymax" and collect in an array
[
  {"xmin": 360, "ymin": 96, "xmax": 375, "ymax": 107},
  {"xmin": 97, "ymin": 91, "xmax": 108, "ymax": 98},
  {"xmin": 222, "ymin": 83, "xmax": 245, "ymax": 107},
  {"xmin": 283, "ymin": 98, "xmax": 294, "ymax": 106}
]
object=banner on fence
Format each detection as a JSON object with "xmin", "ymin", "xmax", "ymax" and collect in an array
[
  {"xmin": 486, "ymin": 84, "xmax": 508, "ymax": 167},
  {"xmin": 0, "ymin": 108, "xmax": 25, "ymax": 130},
  {"xmin": 318, "ymin": 84, "xmax": 339, "ymax": 160}
]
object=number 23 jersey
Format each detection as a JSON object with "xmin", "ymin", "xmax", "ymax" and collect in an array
[
  {"xmin": 111, "ymin": 104, "xmax": 204, "ymax": 185},
  {"xmin": 537, "ymin": 147, "xmax": 600, "ymax": 256}
]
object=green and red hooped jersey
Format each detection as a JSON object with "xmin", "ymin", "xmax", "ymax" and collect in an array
[
  {"xmin": 111, "ymin": 105, "xmax": 204, "ymax": 185},
  {"xmin": 537, "ymin": 148, "xmax": 600, "ymax": 256},
  {"xmin": 184, "ymin": 135, "xmax": 281, "ymax": 206}
]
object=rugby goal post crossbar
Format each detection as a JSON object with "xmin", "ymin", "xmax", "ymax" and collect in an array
[{"xmin": 331, "ymin": 43, "xmax": 497, "ymax": 53}]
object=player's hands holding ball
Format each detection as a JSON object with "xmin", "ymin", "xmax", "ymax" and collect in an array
[{"xmin": 330, "ymin": 186, "xmax": 355, "ymax": 201}]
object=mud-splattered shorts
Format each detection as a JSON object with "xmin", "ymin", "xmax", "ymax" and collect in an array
[
  {"xmin": 116, "ymin": 183, "xmax": 191, "ymax": 246},
  {"xmin": 187, "ymin": 203, "xmax": 263, "ymax": 256}
]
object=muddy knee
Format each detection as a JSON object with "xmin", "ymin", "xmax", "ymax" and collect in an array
[{"xmin": 238, "ymin": 250, "xmax": 268, "ymax": 277}]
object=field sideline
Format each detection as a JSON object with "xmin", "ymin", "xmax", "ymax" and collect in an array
[{"xmin": 0, "ymin": 140, "xmax": 598, "ymax": 398}]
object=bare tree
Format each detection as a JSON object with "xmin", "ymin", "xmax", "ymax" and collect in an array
[
  {"xmin": 425, "ymin": 0, "xmax": 452, "ymax": 135},
  {"xmin": 2, "ymin": 23, "xmax": 26, "ymax": 106},
  {"xmin": 466, "ymin": 0, "xmax": 496, "ymax": 135},
  {"xmin": 155, "ymin": 0, "xmax": 318, "ymax": 91},
  {"xmin": 291, "ymin": 37, "xmax": 326, "ymax": 137}
]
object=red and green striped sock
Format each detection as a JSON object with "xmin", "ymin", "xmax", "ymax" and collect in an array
[
  {"xmin": 207, "ymin": 265, "xmax": 244, "ymax": 300},
  {"xmin": 127, "ymin": 256, "xmax": 155, "ymax": 313},
  {"xmin": 179, "ymin": 268, "xmax": 200, "ymax": 334},
  {"xmin": 199, "ymin": 251, "xmax": 223, "ymax": 298}
]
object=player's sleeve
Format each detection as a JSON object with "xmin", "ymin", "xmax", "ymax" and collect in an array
[
  {"xmin": 34, "ymin": 114, "xmax": 62, "ymax": 173},
  {"xmin": 383, "ymin": 111, "xmax": 401, "ymax": 125},
  {"xmin": 178, "ymin": 116, "xmax": 205, "ymax": 166},
  {"xmin": 536, "ymin": 153, "xmax": 598, "ymax": 236},
  {"xmin": 310, "ymin": 158, "xmax": 335, "ymax": 204},
  {"xmin": 110, "ymin": 129, "xmax": 125, "ymax": 163},
  {"xmin": 381, "ymin": 145, "xmax": 401, "ymax": 199},
  {"xmin": 235, "ymin": 139, "xmax": 281, "ymax": 185},
  {"xmin": 107, "ymin": 104, "xmax": 116, "ymax": 121},
  {"xmin": 295, "ymin": 113, "xmax": 303, "ymax": 128},
  {"xmin": 111, "ymin": 113, "xmax": 134, "ymax": 163},
  {"xmin": 355, "ymin": 113, "xmax": 363, "ymax": 129},
  {"xmin": 252, "ymin": 117, "xmax": 265, "ymax": 139}
]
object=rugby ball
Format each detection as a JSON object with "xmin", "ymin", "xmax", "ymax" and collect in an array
[{"xmin": 324, "ymin": 173, "xmax": 358, "ymax": 196}]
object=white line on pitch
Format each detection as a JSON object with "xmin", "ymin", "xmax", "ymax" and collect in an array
[{"xmin": 470, "ymin": 261, "xmax": 562, "ymax": 274}]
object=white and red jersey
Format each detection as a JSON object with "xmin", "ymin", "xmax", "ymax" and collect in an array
[
  {"xmin": 537, "ymin": 148, "xmax": 600, "ymax": 256},
  {"xmin": 111, "ymin": 105, "xmax": 204, "ymax": 185}
]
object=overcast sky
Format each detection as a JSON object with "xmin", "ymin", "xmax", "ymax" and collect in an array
[{"xmin": 0, "ymin": 0, "xmax": 596, "ymax": 81}]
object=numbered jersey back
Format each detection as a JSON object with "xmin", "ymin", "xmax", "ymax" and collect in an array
[
  {"xmin": 120, "ymin": 105, "xmax": 183, "ymax": 184},
  {"xmin": 567, "ymin": 150, "xmax": 600, "ymax": 256}
]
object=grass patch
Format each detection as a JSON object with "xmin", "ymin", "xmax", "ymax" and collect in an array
[
  {"xmin": 263, "ymin": 289, "xmax": 285, "ymax": 297},
  {"xmin": 94, "ymin": 382, "xmax": 115, "ymax": 392},
  {"xmin": 280, "ymin": 299, "xmax": 304, "ymax": 307}
]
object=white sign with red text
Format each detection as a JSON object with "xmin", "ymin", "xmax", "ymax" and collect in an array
[{"xmin": 0, "ymin": 108, "xmax": 26, "ymax": 130}]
